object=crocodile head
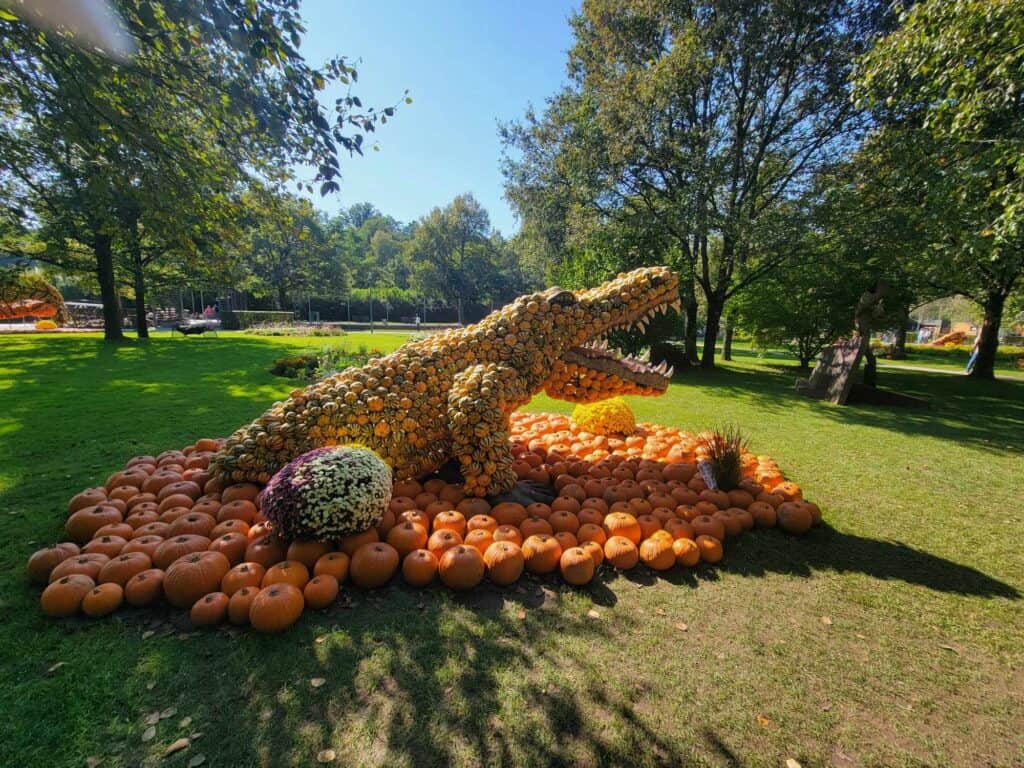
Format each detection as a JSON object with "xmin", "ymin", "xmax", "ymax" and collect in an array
[{"xmin": 491, "ymin": 266, "xmax": 681, "ymax": 403}]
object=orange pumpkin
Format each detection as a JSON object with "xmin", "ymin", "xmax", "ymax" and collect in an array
[
  {"xmin": 81, "ymin": 582, "xmax": 123, "ymax": 617},
  {"xmin": 168, "ymin": 512, "xmax": 216, "ymax": 538},
  {"xmin": 427, "ymin": 529, "xmax": 463, "ymax": 559},
  {"xmin": 93, "ymin": 522, "xmax": 134, "ymax": 540},
  {"xmin": 49, "ymin": 553, "xmax": 110, "ymax": 583},
  {"xmin": 249, "ymin": 583, "xmax": 305, "ymax": 633},
  {"xmin": 131, "ymin": 521, "xmax": 170, "ymax": 540},
  {"xmin": 663, "ymin": 518, "xmax": 695, "ymax": 540},
  {"xmin": 671, "ymin": 538, "xmax": 700, "ymax": 567},
  {"xmin": 549, "ymin": 510, "xmax": 581, "ymax": 535},
  {"xmin": 41, "ymin": 574, "xmax": 95, "ymax": 617},
  {"xmin": 525, "ymin": 503, "xmax": 552, "ymax": 520},
  {"xmin": 773, "ymin": 481, "xmax": 802, "ymax": 502},
  {"xmin": 576, "ymin": 523, "xmax": 607, "ymax": 546},
  {"xmin": 151, "ymin": 534, "xmax": 210, "ymax": 570},
  {"xmin": 221, "ymin": 562, "xmax": 266, "ymax": 596},
  {"xmin": 491, "ymin": 525, "xmax": 523, "ymax": 547},
  {"xmin": 639, "ymin": 536, "xmax": 675, "ymax": 571},
  {"xmin": 313, "ymin": 552, "xmax": 350, "ymax": 583},
  {"xmin": 777, "ymin": 503, "xmax": 812, "ymax": 534},
  {"xmin": 466, "ymin": 514, "xmax": 499, "ymax": 534},
  {"xmin": 520, "ymin": 516, "xmax": 553, "ymax": 538},
  {"xmin": 98, "ymin": 551, "xmax": 152, "ymax": 586},
  {"xmin": 491, "ymin": 502, "xmax": 527, "ymax": 527},
  {"xmin": 125, "ymin": 509, "xmax": 160, "ymax": 530},
  {"xmin": 603, "ymin": 512, "xmax": 642, "ymax": 545},
  {"xmin": 579, "ymin": 540, "xmax": 604, "ymax": 568},
  {"xmin": 402, "ymin": 548, "xmax": 439, "ymax": 587},
  {"xmin": 228, "ymin": 586, "xmax": 259, "ymax": 625},
  {"xmin": 68, "ymin": 488, "xmax": 108, "ymax": 515},
  {"xmin": 244, "ymin": 534, "xmax": 287, "ymax": 568},
  {"xmin": 713, "ymin": 510, "xmax": 743, "ymax": 538},
  {"xmin": 695, "ymin": 534, "xmax": 723, "ymax": 563},
  {"xmin": 217, "ymin": 500, "xmax": 257, "ymax": 524},
  {"xmin": 26, "ymin": 543, "xmax": 80, "ymax": 584},
  {"xmin": 690, "ymin": 515, "xmax": 725, "ymax": 542},
  {"xmin": 463, "ymin": 528, "xmax": 495, "ymax": 556},
  {"xmin": 190, "ymin": 592, "xmax": 229, "ymax": 627},
  {"xmin": 66, "ymin": 505, "xmax": 123, "ymax": 544},
  {"xmin": 603, "ymin": 536, "xmax": 639, "ymax": 570},
  {"xmin": 635, "ymin": 514, "xmax": 662, "ymax": 541},
  {"xmin": 522, "ymin": 534, "xmax": 562, "ymax": 574},
  {"xmin": 163, "ymin": 550, "xmax": 231, "ymax": 608},
  {"xmin": 456, "ymin": 497, "xmax": 491, "ymax": 519},
  {"xmin": 204, "ymin": 532, "xmax": 244, "ymax": 566},
  {"xmin": 748, "ymin": 501, "xmax": 777, "ymax": 527},
  {"xmin": 221, "ymin": 483, "xmax": 261, "ymax": 505},
  {"xmin": 349, "ymin": 542, "xmax": 400, "ymax": 588},
  {"xmin": 438, "ymin": 545, "xmax": 485, "ymax": 590},
  {"xmin": 387, "ymin": 521, "xmax": 429, "ymax": 558},
  {"xmin": 559, "ymin": 547, "xmax": 596, "ymax": 585},
  {"xmin": 483, "ymin": 541, "xmax": 524, "ymax": 586},
  {"xmin": 124, "ymin": 568, "xmax": 165, "ymax": 606},
  {"xmin": 262, "ymin": 560, "xmax": 310, "ymax": 590},
  {"xmin": 338, "ymin": 528, "xmax": 379, "ymax": 556},
  {"xmin": 304, "ymin": 575, "xmax": 339, "ymax": 609}
]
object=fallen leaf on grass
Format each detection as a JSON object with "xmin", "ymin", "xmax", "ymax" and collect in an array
[
  {"xmin": 85, "ymin": 757, "xmax": 102, "ymax": 768},
  {"xmin": 310, "ymin": 678, "xmax": 326, "ymax": 688},
  {"xmin": 786, "ymin": 760, "xmax": 802, "ymax": 768},
  {"xmin": 756, "ymin": 714, "xmax": 772, "ymax": 728},
  {"xmin": 186, "ymin": 755, "xmax": 205, "ymax": 767},
  {"xmin": 178, "ymin": 716, "xmax": 192, "ymax": 729},
  {"xmin": 586, "ymin": 609, "xmax": 600, "ymax": 619},
  {"xmin": 655, "ymin": 608, "xmax": 666, "ymax": 616},
  {"xmin": 159, "ymin": 707, "xmax": 177, "ymax": 720},
  {"xmin": 938, "ymin": 644, "xmax": 960, "ymax": 655},
  {"xmin": 142, "ymin": 631, "xmax": 155, "ymax": 640},
  {"xmin": 820, "ymin": 616, "xmax": 833, "ymax": 626},
  {"xmin": 145, "ymin": 712, "xmax": 161, "ymax": 726},
  {"xmin": 164, "ymin": 737, "xmax": 190, "ymax": 756},
  {"xmin": 515, "ymin": 609, "xmax": 526, "ymax": 620},
  {"xmin": 315, "ymin": 636, "xmax": 327, "ymax": 645},
  {"xmin": 146, "ymin": 680, "xmax": 157, "ymax": 690},
  {"xmin": 822, "ymin": 702, "xmax": 832, "ymax": 711},
  {"xmin": 47, "ymin": 662, "xmax": 66, "ymax": 674},
  {"xmin": 141, "ymin": 726, "xmax": 156, "ymax": 743},
  {"xmin": 675, "ymin": 623, "xmax": 688, "ymax": 632},
  {"xmin": 316, "ymin": 749, "xmax": 337, "ymax": 763}
]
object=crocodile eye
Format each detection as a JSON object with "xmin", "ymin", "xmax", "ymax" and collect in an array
[{"xmin": 545, "ymin": 289, "xmax": 577, "ymax": 307}]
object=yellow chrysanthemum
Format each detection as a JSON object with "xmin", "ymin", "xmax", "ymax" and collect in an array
[{"xmin": 571, "ymin": 397, "xmax": 636, "ymax": 436}]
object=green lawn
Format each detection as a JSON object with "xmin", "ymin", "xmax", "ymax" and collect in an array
[{"xmin": 1, "ymin": 332, "xmax": 1022, "ymax": 768}]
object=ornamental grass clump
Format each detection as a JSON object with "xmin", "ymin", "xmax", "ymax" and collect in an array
[
  {"xmin": 696, "ymin": 425, "xmax": 749, "ymax": 491},
  {"xmin": 262, "ymin": 446, "xmax": 392, "ymax": 540},
  {"xmin": 571, "ymin": 397, "xmax": 636, "ymax": 436}
]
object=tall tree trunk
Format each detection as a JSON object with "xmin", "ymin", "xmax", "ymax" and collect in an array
[
  {"xmin": 94, "ymin": 230, "xmax": 123, "ymax": 342},
  {"xmin": 892, "ymin": 303, "xmax": 909, "ymax": 360},
  {"xmin": 133, "ymin": 253, "xmax": 148, "ymax": 339},
  {"xmin": 722, "ymin": 319, "xmax": 734, "ymax": 361},
  {"xmin": 701, "ymin": 295, "xmax": 723, "ymax": 369},
  {"xmin": 277, "ymin": 284, "xmax": 288, "ymax": 313},
  {"xmin": 863, "ymin": 346, "xmax": 877, "ymax": 387},
  {"xmin": 970, "ymin": 291, "xmax": 1005, "ymax": 380},
  {"xmin": 683, "ymin": 295, "xmax": 699, "ymax": 364}
]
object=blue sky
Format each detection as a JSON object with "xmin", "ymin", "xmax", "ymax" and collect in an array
[{"xmin": 297, "ymin": 0, "xmax": 580, "ymax": 235}]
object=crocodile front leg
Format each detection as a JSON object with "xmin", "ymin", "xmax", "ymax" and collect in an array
[{"xmin": 447, "ymin": 363, "xmax": 531, "ymax": 497}]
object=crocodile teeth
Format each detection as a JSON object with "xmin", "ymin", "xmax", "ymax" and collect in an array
[{"xmin": 666, "ymin": 365, "xmax": 674, "ymax": 377}]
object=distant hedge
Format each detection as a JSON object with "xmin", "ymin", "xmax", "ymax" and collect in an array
[{"xmin": 221, "ymin": 310, "xmax": 295, "ymax": 330}]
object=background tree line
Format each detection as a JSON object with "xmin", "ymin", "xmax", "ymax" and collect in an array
[{"xmin": 501, "ymin": 0, "xmax": 1023, "ymax": 380}]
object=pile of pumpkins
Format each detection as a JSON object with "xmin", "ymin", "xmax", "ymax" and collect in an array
[{"xmin": 26, "ymin": 413, "xmax": 820, "ymax": 633}]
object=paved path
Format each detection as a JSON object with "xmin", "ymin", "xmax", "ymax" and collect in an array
[{"xmin": 879, "ymin": 362, "xmax": 1024, "ymax": 382}]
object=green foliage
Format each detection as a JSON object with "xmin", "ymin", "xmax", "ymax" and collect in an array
[
  {"xmin": 503, "ymin": 0, "xmax": 888, "ymax": 367},
  {"xmin": 269, "ymin": 354, "xmax": 320, "ymax": 379},
  {"xmin": 0, "ymin": 0, "xmax": 398, "ymax": 339},
  {"xmin": 223, "ymin": 310, "xmax": 295, "ymax": 330},
  {"xmin": 852, "ymin": 0, "xmax": 1024, "ymax": 379}
]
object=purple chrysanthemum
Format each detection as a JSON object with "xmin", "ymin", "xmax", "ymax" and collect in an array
[{"xmin": 262, "ymin": 446, "xmax": 392, "ymax": 541}]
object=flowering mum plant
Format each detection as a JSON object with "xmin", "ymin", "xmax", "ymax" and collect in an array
[
  {"xmin": 261, "ymin": 446, "xmax": 392, "ymax": 540},
  {"xmin": 571, "ymin": 397, "xmax": 636, "ymax": 436}
]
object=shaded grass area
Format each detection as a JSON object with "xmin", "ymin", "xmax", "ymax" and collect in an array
[{"xmin": 1, "ymin": 333, "xmax": 1022, "ymax": 768}]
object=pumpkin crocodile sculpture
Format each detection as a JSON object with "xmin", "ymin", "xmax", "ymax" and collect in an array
[
  {"xmin": 0, "ymin": 269, "xmax": 69, "ymax": 324},
  {"xmin": 212, "ymin": 266, "xmax": 681, "ymax": 497}
]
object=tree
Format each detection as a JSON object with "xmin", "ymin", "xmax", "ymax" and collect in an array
[
  {"xmin": 0, "ymin": 1, "xmax": 398, "ymax": 340},
  {"xmin": 503, "ymin": 0, "xmax": 887, "ymax": 367},
  {"xmin": 853, "ymin": 0, "xmax": 1024, "ymax": 379},
  {"xmin": 407, "ymin": 194, "xmax": 493, "ymax": 324}
]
